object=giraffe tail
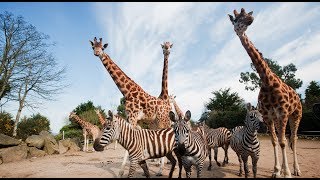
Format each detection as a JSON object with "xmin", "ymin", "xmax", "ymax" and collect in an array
[{"xmin": 288, "ymin": 132, "xmax": 293, "ymax": 151}]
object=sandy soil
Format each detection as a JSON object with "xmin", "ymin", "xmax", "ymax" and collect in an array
[{"xmin": 0, "ymin": 135, "xmax": 319, "ymax": 178}]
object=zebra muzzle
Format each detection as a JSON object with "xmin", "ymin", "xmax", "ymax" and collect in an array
[{"xmin": 93, "ymin": 139, "xmax": 105, "ymax": 151}]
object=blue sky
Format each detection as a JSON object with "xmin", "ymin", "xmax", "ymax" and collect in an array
[{"xmin": 1, "ymin": 2, "xmax": 320, "ymax": 134}]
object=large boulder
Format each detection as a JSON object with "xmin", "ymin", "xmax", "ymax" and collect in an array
[
  {"xmin": 58, "ymin": 138, "xmax": 80, "ymax": 154},
  {"xmin": 0, "ymin": 133, "xmax": 22, "ymax": 148},
  {"xmin": 39, "ymin": 131, "xmax": 59, "ymax": 155},
  {"xmin": 25, "ymin": 135, "xmax": 45, "ymax": 149},
  {"xmin": 0, "ymin": 143, "xmax": 28, "ymax": 163},
  {"xmin": 28, "ymin": 147, "xmax": 46, "ymax": 157}
]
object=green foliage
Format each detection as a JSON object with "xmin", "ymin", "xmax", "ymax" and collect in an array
[
  {"xmin": 304, "ymin": 81, "xmax": 320, "ymax": 110},
  {"xmin": 73, "ymin": 100, "xmax": 95, "ymax": 115},
  {"xmin": 206, "ymin": 87, "xmax": 245, "ymax": 112},
  {"xmin": 206, "ymin": 110, "xmax": 246, "ymax": 129},
  {"xmin": 117, "ymin": 97, "xmax": 127, "ymax": 119},
  {"xmin": 298, "ymin": 110, "xmax": 320, "ymax": 132},
  {"xmin": 239, "ymin": 58, "xmax": 303, "ymax": 91},
  {"xmin": 16, "ymin": 113, "xmax": 50, "ymax": 140},
  {"xmin": 0, "ymin": 111, "xmax": 14, "ymax": 136}
]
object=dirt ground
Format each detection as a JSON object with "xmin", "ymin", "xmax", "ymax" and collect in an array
[{"xmin": 0, "ymin": 135, "xmax": 319, "ymax": 178}]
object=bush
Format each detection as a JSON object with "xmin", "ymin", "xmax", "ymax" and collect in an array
[
  {"xmin": 0, "ymin": 111, "xmax": 14, "ymax": 136},
  {"xmin": 16, "ymin": 113, "xmax": 50, "ymax": 140}
]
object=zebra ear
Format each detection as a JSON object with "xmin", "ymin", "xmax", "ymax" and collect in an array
[
  {"xmin": 108, "ymin": 110, "xmax": 113, "ymax": 121},
  {"xmin": 184, "ymin": 110, "xmax": 191, "ymax": 122},
  {"xmin": 169, "ymin": 111, "xmax": 176, "ymax": 122},
  {"xmin": 246, "ymin": 103, "xmax": 252, "ymax": 111}
]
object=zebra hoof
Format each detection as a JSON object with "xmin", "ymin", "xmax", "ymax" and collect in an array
[
  {"xmin": 118, "ymin": 170, "xmax": 124, "ymax": 177},
  {"xmin": 207, "ymin": 166, "xmax": 212, "ymax": 171},
  {"xmin": 237, "ymin": 172, "xmax": 242, "ymax": 177},
  {"xmin": 217, "ymin": 162, "xmax": 221, "ymax": 167}
]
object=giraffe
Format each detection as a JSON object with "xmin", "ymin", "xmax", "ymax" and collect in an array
[
  {"xmin": 69, "ymin": 112, "xmax": 101, "ymax": 152},
  {"xmin": 169, "ymin": 94, "xmax": 184, "ymax": 119},
  {"xmin": 228, "ymin": 8, "xmax": 302, "ymax": 178},
  {"xmin": 159, "ymin": 41, "xmax": 173, "ymax": 101},
  {"xmin": 90, "ymin": 37, "xmax": 173, "ymax": 177}
]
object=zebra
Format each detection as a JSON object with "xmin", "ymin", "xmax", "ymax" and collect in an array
[
  {"xmin": 93, "ymin": 110, "xmax": 179, "ymax": 178},
  {"xmin": 230, "ymin": 103, "xmax": 263, "ymax": 178},
  {"xmin": 169, "ymin": 110, "xmax": 208, "ymax": 178},
  {"xmin": 197, "ymin": 122, "xmax": 231, "ymax": 170}
]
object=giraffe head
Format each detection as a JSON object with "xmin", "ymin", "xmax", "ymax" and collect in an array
[
  {"xmin": 69, "ymin": 111, "xmax": 77, "ymax": 119},
  {"xmin": 89, "ymin": 37, "xmax": 108, "ymax": 57},
  {"xmin": 161, "ymin": 42, "xmax": 173, "ymax": 56},
  {"xmin": 245, "ymin": 102, "xmax": 263, "ymax": 131},
  {"xmin": 228, "ymin": 8, "xmax": 254, "ymax": 36}
]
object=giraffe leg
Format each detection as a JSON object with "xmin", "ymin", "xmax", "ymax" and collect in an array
[
  {"xmin": 118, "ymin": 150, "xmax": 129, "ymax": 177},
  {"xmin": 268, "ymin": 122, "xmax": 281, "ymax": 178},
  {"xmin": 155, "ymin": 157, "xmax": 165, "ymax": 176},
  {"xmin": 114, "ymin": 140, "xmax": 117, "ymax": 150},
  {"xmin": 277, "ymin": 116, "xmax": 292, "ymax": 178},
  {"xmin": 83, "ymin": 135, "xmax": 87, "ymax": 152},
  {"xmin": 289, "ymin": 113, "xmax": 302, "ymax": 176}
]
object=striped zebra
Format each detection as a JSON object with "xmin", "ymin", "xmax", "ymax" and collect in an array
[
  {"xmin": 197, "ymin": 122, "xmax": 231, "ymax": 170},
  {"xmin": 169, "ymin": 110, "xmax": 208, "ymax": 178},
  {"xmin": 93, "ymin": 110, "xmax": 179, "ymax": 178},
  {"xmin": 230, "ymin": 103, "xmax": 263, "ymax": 178}
]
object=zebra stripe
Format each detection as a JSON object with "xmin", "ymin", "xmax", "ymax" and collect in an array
[
  {"xmin": 94, "ymin": 110, "xmax": 178, "ymax": 178},
  {"xmin": 170, "ymin": 110, "xmax": 208, "ymax": 178},
  {"xmin": 198, "ymin": 123, "xmax": 231, "ymax": 170},
  {"xmin": 230, "ymin": 103, "xmax": 263, "ymax": 178}
]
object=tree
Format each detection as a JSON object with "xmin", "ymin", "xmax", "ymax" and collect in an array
[
  {"xmin": 304, "ymin": 81, "xmax": 320, "ymax": 110},
  {"xmin": 16, "ymin": 113, "xmax": 50, "ymax": 140},
  {"xmin": 117, "ymin": 97, "xmax": 127, "ymax": 119},
  {"xmin": 0, "ymin": 11, "xmax": 67, "ymax": 136},
  {"xmin": 239, "ymin": 58, "xmax": 303, "ymax": 91},
  {"xmin": 206, "ymin": 87, "xmax": 245, "ymax": 112}
]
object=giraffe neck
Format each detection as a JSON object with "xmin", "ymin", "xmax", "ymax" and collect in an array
[
  {"xmin": 238, "ymin": 33, "xmax": 275, "ymax": 86},
  {"xmin": 99, "ymin": 52, "xmax": 147, "ymax": 97},
  {"xmin": 72, "ymin": 115, "xmax": 92, "ymax": 129},
  {"xmin": 159, "ymin": 55, "xmax": 169, "ymax": 100},
  {"xmin": 172, "ymin": 98, "xmax": 184, "ymax": 119},
  {"xmin": 96, "ymin": 111, "xmax": 106, "ymax": 126}
]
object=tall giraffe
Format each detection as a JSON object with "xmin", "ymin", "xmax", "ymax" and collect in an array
[
  {"xmin": 94, "ymin": 109, "xmax": 118, "ymax": 150},
  {"xmin": 169, "ymin": 94, "xmax": 184, "ymax": 119},
  {"xmin": 159, "ymin": 41, "xmax": 173, "ymax": 100},
  {"xmin": 69, "ymin": 112, "xmax": 101, "ymax": 152},
  {"xmin": 90, "ymin": 37, "xmax": 173, "ymax": 177},
  {"xmin": 228, "ymin": 8, "xmax": 302, "ymax": 178}
]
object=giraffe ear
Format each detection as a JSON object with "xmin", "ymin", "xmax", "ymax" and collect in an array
[
  {"xmin": 90, "ymin": 40, "xmax": 94, "ymax": 46},
  {"xmin": 161, "ymin": 44, "xmax": 164, "ymax": 48},
  {"xmin": 184, "ymin": 110, "xmax": 191, "ymax": 122},
  {"xmin": 169, "ymin": 111, "xmax": 176, "ymax": 122},
  {"xmin": 228, "ymin": 14, "xmax": 234, "ymax": 24},
  {"xmin": 248, "ymin": 11, "xmax": 253, "ymax": 16},
  {"xmin": 103, "ymin": 43, "xmax": 108, "ymax": 49},
  {"xmin": 170, "ymin": 44, "xmax": 173, "ymax": 48}
]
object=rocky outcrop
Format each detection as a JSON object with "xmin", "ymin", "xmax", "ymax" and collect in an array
[
  {"xmin": 58, "ymin": 138, "xmax": 80, "ymax": 154},
  {"xmin": 0, "ymin": 133, "xmax": 22, "ymax": 148},
  {"xmin": 40, "ymin": 131, "xmax": 59, "ymax": 155},
  {"xmin": 0, "ymin": 143, "xmax": 28, "ymax": 163},
  {"xmin": 28, "ymin": 147, "xmax": 46, "ymax": 158},
  {"xmin": 25, "ymin": 135, "xmax": 45, "ymax": 149}
]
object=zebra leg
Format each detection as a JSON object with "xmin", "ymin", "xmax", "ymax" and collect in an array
[
  {"xmin": 196, "ymin": 160, "xmax": 205, "ymax": 178},
  {"xmin": 127, "ymin": 160, "xmax": 139, "ymax": 178},
  {"xmin": 214, "ymin": 145, "xmax": 221, "ymax": 167},
  {"xmin": 269, "ymin": 122, "xmax": 281, "ymax": 178},
  {"xmin": 114, "ymin": 140, "xmax": 117, "ymax": 150},
  {"xmin": 252, "ymin": 156, "xmax": 259, "ymax": 178},
  {"xmin": 222, "ymin": 144, "xmax": 229, "ymax": 166},
  {"xmin": 139, "ymin": 160, "xmax": 150, "ymax": 178},
  {"xmin": 174, "ymin": 149, "xmax": 183, "ymax": 178},
  {"xmin": 183, "ymin": 158, "xmax": 192, "ymax": 178},
  {"xmin": 289, "ymin": 114, "xmax": 301, "ymax": 176},
  {"xmin": 242, "ymin": 155, "xmax": 249, "ymax": 178},
  {"xmin": 236, "ymin": 153, "xmax": 243, "ymax": 176},
  {"xmin": 166, "ymin": 152, "xmax": 177, "ymax": 178},
  {"xmin": 155, "ymin": 157, "xmax": 165, "ymax": 176},
  {"xmin": 118, "ymin": 150, "xmax": 129, "ymax": 177},
  {"xmin": 207, "ymin": 148, "xmax": 212, "ymax": 171}
]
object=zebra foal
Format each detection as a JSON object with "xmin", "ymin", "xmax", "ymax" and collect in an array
[
  {"xmin": 93, "ymin": 110, "xmax": 178, "ymax": 178},
  {"xmin": 230, "ymin": 103, "xmax": 263, "ymax": 178},
  {"xmin": 170, "ymin": 110, "xmax": 208, "ymax": 178}
]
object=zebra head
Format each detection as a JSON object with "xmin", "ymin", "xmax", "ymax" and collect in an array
[
  {"xmin": 170, "ymin": 110, "xmax": 192, "ymax": 152},
  {"xmin": 245, "ymin": 103, "xmax": 264, "ymax": 131},
  {"xmin": 93, "ymin": 110, "xmax": 119, "ymax": 151}
]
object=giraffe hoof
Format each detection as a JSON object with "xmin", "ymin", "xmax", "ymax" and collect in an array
[
  {"xmin": 156, "ymin": 173, "xmax": 163, "ymax": 176},
  {"xmin": 293, "ymin": 170, "xmax": 301, "ymax": 176},
  {"xmin": 271, "ymin": 172, "xmax": 281, "ymax": 178}
]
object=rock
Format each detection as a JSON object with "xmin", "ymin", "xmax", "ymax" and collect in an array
[
  {"xmin": 40, "ymin": 131, "xmax": 59, "ymax": 155},
  {"xmin": 58, "ymin": 138, "xmax": 80, "ymax": 154},
  {"xmin": 0, "ymin": 133, "xmax": 22, "ymax": 148},
  {"xmin": 0, "ymin": 143, "xmax": 28, "ymax": 163},
  {"xmin": 25, "ymin": 135, "xmax": 45, "ymax": 149},
  {"xmin": 28, "ymin": 147, "xmax": 46, "ymax": 157}
]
